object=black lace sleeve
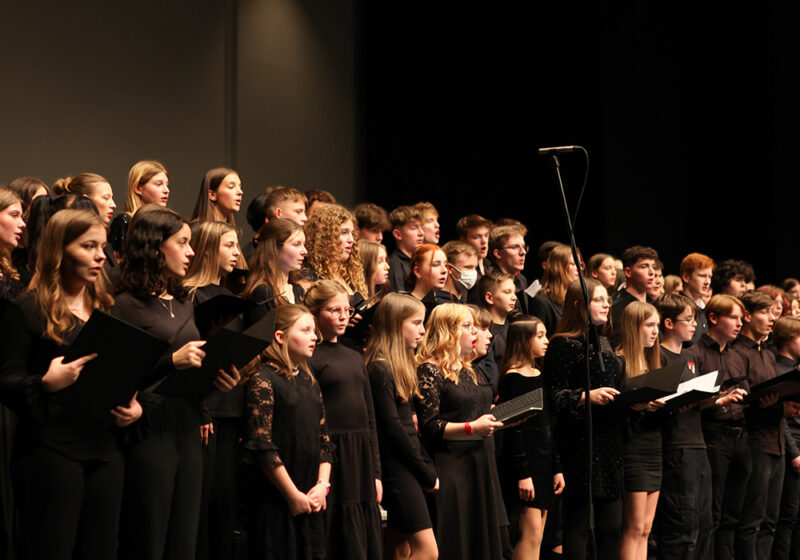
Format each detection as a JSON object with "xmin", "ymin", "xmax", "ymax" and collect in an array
[
  {"xmin": 415, "ymin": 362, "xmax": 447, "ymax": 443},
  {"xmin": 544, "ymin": 336, "xmax": 585, "ymax": 417},
  {"xmin": 316, "ymin": 382, "xmax": 334, "ymax": 463},
  {"xmin": 244, "ymin": 369, "xmax": 282, "ymax": 467}
]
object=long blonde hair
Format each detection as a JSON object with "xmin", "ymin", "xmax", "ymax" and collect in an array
[
  {"xmin": 617, "ymin": 301, "xmax": 661, "ymax": 378},
  {"xmin": 29, "ymin": 209, "xmax": 113, "ymax": 344},
  {"xmin": 417, "ymin": 303, "xmax": 476, "ymax": 384},
  {"xmin": 184, "ymin": 221, "xmax": 237, "ymax": 296},
  {"xmin": 304, "ymin": 204, "xmax": 367, "ymax": 295},
  {"xmin": 365, "ymin": 293, "xmax": 425, "ymax": 401},
  {"xmin": 243, "ymin": 304, "xmax": 317, "ymax": 382},
  {"xmin": 125, "ymin": 160, "xmax": 168, "ymax": 214}
]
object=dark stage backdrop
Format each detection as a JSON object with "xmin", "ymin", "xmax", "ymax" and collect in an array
[{"xmin": 359, "ymin": 2, "xmax": 800, "ymax": 285}]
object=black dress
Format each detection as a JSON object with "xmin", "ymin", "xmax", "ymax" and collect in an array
[
  {"xmin": 308, "ymin": 341, "xmax": 382, "ymax": 560},
  {"xmin": 498, "ymin": 372, "xmax": 559, "ymax": 510},
  {"xmin": 243, "ymin": 364, "xmax": 333, "ymax": 560},
  {"xmin": 112, "ymin": 292, "xmax": 206, "ymax": 560},
  {"xmin": 367, "ymin": 360, "xmax": 437, "ymax": 533},
  {"xmin": 245, "ymin": 283, "xmax": 305, "ymax": 328},
  {"xmin": 415, "ymin": 362, "xmax": 508, "ymax": 560},
  {"xmin": 529, "ymin": 292, "xmax": 563, "ymax": 337},
  {"xmin": 543, "ymin": 335, "xmax": 623, "ymax": 502}
]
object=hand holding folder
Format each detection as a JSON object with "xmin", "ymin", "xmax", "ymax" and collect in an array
[{"xmin": 614, "ymin": 361, "xmax": 686, "ymax": 408}]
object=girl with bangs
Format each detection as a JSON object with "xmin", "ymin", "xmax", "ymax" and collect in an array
[
  {"xmin": 301, "ymin": 203, "xmax": 367, "ymax": 297},
  {"xmin": 305, "ymin": 280, "xmax": 383, "ymax": 559},
  {"xmin": 415, "ymin": 303, "xmax": 507, "ymax": 560},
  {"xmin": 366, "ymin": 293, "xmax": 438, "ymax": 560},
  {"xmin": 544, "ymin": 278, "xmax": 623, "ymax": 560},
  {"xmin": 6, "ymin": 209, "xmax": 142, "ymax": 559},
  {"xmin": 241, "ymin": 304, "xmax": 332, "ymax": 560},
  {"xmin": 498, "ymin": 317, "xmax": 565, "ymax": 560},
  {"xmin": 616, "ymin": 302, "xmax": 665, "ymax": 560},
  {"xmin": 244, "ymin": 218, "xmax": 307, "ymax": 325},
  {"xmin": 183, "ymin": 220, "xmax": 245, "ymax": 560},
  {"xmin": 530, "ymin": 244, "xmax": 582, "ymax": 336}
]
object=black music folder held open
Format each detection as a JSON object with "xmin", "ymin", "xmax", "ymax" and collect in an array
[
  {"xmin": 660, "ymin": 370, "xmax": 723, "ymax": 412},
  {"xmin": 155, "ymin": 328, "xmax": 269, "ymax": 397},
  {"xmin": 194, "ymin": 294, "xmax": 256, "ymax": 336},
  {"xmin": 748, "ymin": 368, "xmax": 800, "ymax": 401},
  {"xmin": 57, "ymin": 310, "xmax": 169, "ymax": 424},
  {"xmin": 613, "ymin": 361, "xmax": 687, "ymax": 408},
  {"xmin": 493, "ymin": 388, "xmax": 544, "ymax": 423}
]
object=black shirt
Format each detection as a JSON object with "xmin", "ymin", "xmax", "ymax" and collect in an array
[
  {"xmin": 388, "ymin": 249, "xmax": 412, "ymax": 293},
  {"xmin": 660, "ymin": 347, "xmax": 705, "ymax": 449},
  {"xmin": 690, "ymin": 333, "xmax": 748, "ymax": 423},
  {"xmin": 529, "ymin": 292, "xmax": 563, "ymax": 336}
]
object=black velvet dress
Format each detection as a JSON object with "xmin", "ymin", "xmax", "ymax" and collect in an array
[
  {"xmin": 243, "ymin": 365, "xmax": 333, "ymax": 560},
  {"xmin": 498, "ymin": 372, "xmax": 559, "ymax": 510},
  {"xmin": 543, "ymin": 335, "xmax": 623, "ymax": 503},
  {"xmin": 367, "ymin": 360, "xmax": 437, "ymax": 533},
  {"xmin": 308, "ymin": 341, "xmax": 382, "ymax": 560},
  {"xmin": 415, "ymin": 362, "xmax": 508, "ymax": 560}
]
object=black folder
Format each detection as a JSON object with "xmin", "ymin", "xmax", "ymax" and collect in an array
[
  {"xmin": 244, "ymin": 308, "xmax": 278, "ymax": 342},
  {"xmin": 613, "ymin": 361, "xmax": 687, "ymax": 408},
  {"xmin": 194, "ymin": 294, "xmax": 256, "ymax": 335},
  {"xmin": 155, "ymin": 327, "xmax": 269, "ymax": 397},
  {"xmin": 748, "ymin": 368, "xmax": 800, "ymax": 401},
  {"xmin": 660, "ymin": 370, "xmax": 724, "ymax": 412},
  {"xmin": 57, "ymin": 310, "xmax": 169, "ymax": 424},
  {"xmin": 493, "ymin": 388, "xmax": 544, "ymax": 423}
]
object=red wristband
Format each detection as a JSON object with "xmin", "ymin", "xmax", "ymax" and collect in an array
[{"xmin": 464, "ymin": 422, "xmax": 472, "ymax": 436}]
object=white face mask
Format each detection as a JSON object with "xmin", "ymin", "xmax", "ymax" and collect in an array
[{"xmin": 455, "ymin": 267, "xmax": 478, "ymax": 290}]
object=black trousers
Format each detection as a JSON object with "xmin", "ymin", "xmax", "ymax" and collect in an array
[
  {"xmin": 562, "ymin": 497, "xmax": 622, "ymax": 560},
  {"xmin": 197, "ymin": 417, "xmax": 243, "ymax": 560},
  {"xmin": 14, "ymin": 444, "xmax": 124, "ymax": 560},
  {"xmin": 119, "ymin": 398, "xmax": 204, "ymax": 560},
  {"xmin": 773, "ymin": 451, "xmax": 800, "ymax": 560},
  {"xmin": 703, "ymin": 424, "xmax": 752, "ymax": 560},
  {"xmin": 737, "ymin": 449, "xmax": 783, "ymax": 560},
  {"xmin": 655, "ymin": 447, "xmax": 712, "ymax": 560}
]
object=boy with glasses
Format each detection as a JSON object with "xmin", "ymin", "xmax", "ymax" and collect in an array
[{"xmin": 489, "ymin": 225, "xmax": 530, "ymax": 314}]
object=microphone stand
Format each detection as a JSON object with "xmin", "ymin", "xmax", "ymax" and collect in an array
[{"xmin": 549, "ymin": 151, "xmax": 602, "ymax": 559}]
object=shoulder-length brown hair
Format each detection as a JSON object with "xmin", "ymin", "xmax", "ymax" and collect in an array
[
  {"xmin": 501, "ymin": 317, "xmax": 546, "ymax": 375},
  {"xmin": 244, "ymin": 218, "xmax": 304, "ymax": 301},
  {"xmin": 0, "ymin": 188, "xmax": 22, "ymax": 280},
  {"xmin": 358, "ymin": 239, "xmax": 389, "ymax": 299},
  {"xmin": 28, "ymin": 209, "xmax": 114, "ymax": 344},
  {"xmin": 304, "ymin": 203, "xmax": 367, "ymax": 296},
  {"xmin": 541, "ymin": 244, "xmax": 582, "ymax": 305}
]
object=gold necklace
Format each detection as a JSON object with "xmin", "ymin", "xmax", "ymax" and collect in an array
[{"xmin": 157, "ymin": 296, "xmax": 175, "ymax": 318}]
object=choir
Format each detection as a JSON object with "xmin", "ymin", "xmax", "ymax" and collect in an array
[{"xmin": 1, "ymin": 164, "xmax": 799, "ymax": 560}]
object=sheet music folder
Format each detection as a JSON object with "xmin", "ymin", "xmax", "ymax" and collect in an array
[
  {"xmin": 57, "ymin": 310, "xmax": 169, "ymax": 424},
  {"xmin": 155, "ymin": 328, "xmax": 269, "ymax": 397},
  {"xmin": 613, "ymin": 361, "xmax": 687, "ymax": 408},
  {"xmin": 493, "ymin": 388, "xmax": 544, "ymax": 423},
  {"xmin": 660, "ymin": 370, "xmax": 723, "ymax": 412},
  {"xmin": 193, "ymin": 294, "xmax": 255, "ymax": 334},
  {"xmin": 748, "ymin": 368, "xmax": 800, "ymax": 400}
]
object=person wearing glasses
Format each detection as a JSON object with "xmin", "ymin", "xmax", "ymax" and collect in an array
[
  {"xmin": 544, "ymin": 278, "xmax": 623, "ymax": 559},
  {"xmin": 530, "ymin": 244, "xmax": 582, "ymax": 336},
  {"xmin": 488, "ymin": 224, "xmax": 530, "ymax": 314},
  {"xmin": 678, "ymin": 253, "xmax": 715, "ymax": 345},
  {"xmin": 655, "ymin": 294, "xmax": 745, "ymax": 559},
  {"xmin": 304, "ymin": 280, "xmax": 383, "ymax": 559}
]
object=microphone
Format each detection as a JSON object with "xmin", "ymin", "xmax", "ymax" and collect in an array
[{"xmin": 538, "ymin": 145, "xmax": 582, "ymax": 155}]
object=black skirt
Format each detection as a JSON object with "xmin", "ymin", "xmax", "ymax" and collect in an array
[{"xmin": 623, "ymin": 423, "xmax": 662, "ymax": 492}]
